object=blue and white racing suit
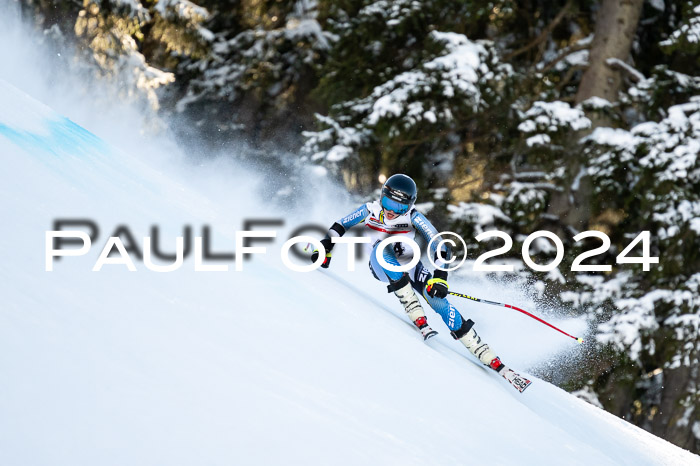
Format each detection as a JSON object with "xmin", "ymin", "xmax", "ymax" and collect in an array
[{"xmin": 325, "ymin": 200, "xmax": 464, "ymax": 332}]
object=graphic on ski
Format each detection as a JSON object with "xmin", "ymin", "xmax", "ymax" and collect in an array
[
  {"xmin": 489, "ymin": 357, "xmax": 532, "ymax": 393},
  {"xmin": 500, "ymin": 367, "xmax": 532, "ymax": 393}
]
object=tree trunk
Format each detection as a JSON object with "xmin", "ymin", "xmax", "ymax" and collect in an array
[
  {"xmin": 575, "ymin": 0, "xmax": 644, "ymax": 105},
  {"xmin": 552, "ymin": 0, "xmax": 645, "ymax": 228},
  {"xmin": 649, "ymin": 364, "xmax": 700, "ymax": 453}
]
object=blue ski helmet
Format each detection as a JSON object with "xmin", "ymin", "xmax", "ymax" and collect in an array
[{"xmin": 381, "ymin": 174, "xmax": 417, "ymax": 215}]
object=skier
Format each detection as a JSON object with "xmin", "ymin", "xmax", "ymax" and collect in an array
[{"xmin": 311, "ymin": 174, "xmax": 529, "ymax": 389}]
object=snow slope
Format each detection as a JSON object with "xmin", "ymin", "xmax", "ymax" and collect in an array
[{"xmin": 1, "ymin": 11, "xmax": 699, "ymax": 465}]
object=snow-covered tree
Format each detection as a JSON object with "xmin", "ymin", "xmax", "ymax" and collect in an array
[
  {"xmin": 303, "ymin": 0, "xmax": 511, "ymax": 191},
  {"xmin": 173, "ymin": 0, "xmax": 333, "ymax": 149},
  {"xmin": 20, "ymin": 0, "xmax": 212, "ymax": 113}
]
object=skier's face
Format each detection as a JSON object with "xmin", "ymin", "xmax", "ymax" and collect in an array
[
  {"xmin": 384, "ymin": 209, "xmax": 401, "ymax": 220},
  {"xmin": 380, "ymin": 193, "xmax": 412, "ymax": 218}
]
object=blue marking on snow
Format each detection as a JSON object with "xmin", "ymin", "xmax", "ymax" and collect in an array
[{"xmin": 0, "ymin": 116, "xmax": 110, "ymax": 158}]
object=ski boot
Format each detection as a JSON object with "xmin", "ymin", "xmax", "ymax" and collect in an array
[
  {"xmin": 389, "ymin": 274, "xmax": 438, "ymax": 341},
  {"xmin": 451, "ymin": 320, "xmax": 532, "ymax": 393},
  {"xmin": 413, "ymin": 316, "xmax": 438, "ymax": 341},
  {"xmin": 450, "ymin": 319, "xmax": 498, "ymax": 365}
]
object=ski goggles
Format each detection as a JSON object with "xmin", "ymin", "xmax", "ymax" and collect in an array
[{"xmin": 381, "ymin": 195, "xmax": 411, "ymax": 215}]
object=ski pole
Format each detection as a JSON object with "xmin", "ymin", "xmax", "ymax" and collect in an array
[{"xmin": 448, "ymin": 291, "xmax": 584, "ymax": 344}]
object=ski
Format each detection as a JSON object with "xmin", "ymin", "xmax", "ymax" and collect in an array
[
  {"xmin": 420, "ymin": 327, "xmax": 438, "ymax": 340},
  {"xmin": 499, "ymin": 366, "xmax": 532, "ymax": 393}
]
